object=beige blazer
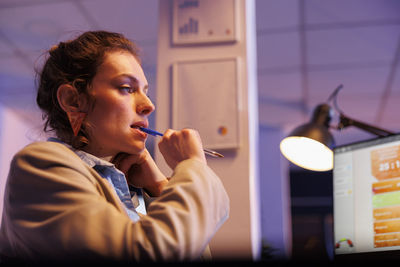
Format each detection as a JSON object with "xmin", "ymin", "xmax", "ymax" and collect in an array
[{"xmin": 0, "ymin": 141, "xmax": 229, "ymax": 262}]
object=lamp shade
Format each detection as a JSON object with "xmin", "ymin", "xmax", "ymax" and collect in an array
[{"xmin": 280, "ymin": 104, "xmax": 335, "ymax": 171}]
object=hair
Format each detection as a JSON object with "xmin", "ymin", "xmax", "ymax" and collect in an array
[{"xmin": 36, "ymin": 30, "xmax": 140, "ymax": 149}]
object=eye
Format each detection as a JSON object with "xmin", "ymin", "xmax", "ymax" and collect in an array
[{"xmin": 119, "ymin": 85, "xmax": 135, "ymax": 94}]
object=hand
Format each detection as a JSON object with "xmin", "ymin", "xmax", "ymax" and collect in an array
[
  {"xmin": 112, "ymin": 149, "xmax": 168, "ymax": 197},
  {"xmin": 158, "ymin": 128, "xmax": 207, "ymax": 170}
]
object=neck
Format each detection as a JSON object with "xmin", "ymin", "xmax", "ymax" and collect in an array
[{"xmin": 82, "ymin": 145, "xmax": 116, "ymax": 162}]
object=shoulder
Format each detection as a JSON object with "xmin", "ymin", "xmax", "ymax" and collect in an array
[
  {"xmin": 14, "ymin": 141, "xmax": 82, "ymax": 165},
  {"xmin": 8, "ymin": 141, "xmax": 103, "ymax": 193},
  {"xmin": 10, "ymin": 141, "xmax": 92, "ymax": 180},
  {"xmin": 17, "ymin": 140, "xmax": 74, "ymax": 156}
]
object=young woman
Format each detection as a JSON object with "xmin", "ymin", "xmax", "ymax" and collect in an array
[{"xmin": 0, "ymin": 31, "xmax": 229, "ymax": 262}]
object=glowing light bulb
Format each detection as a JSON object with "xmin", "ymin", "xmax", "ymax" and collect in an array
[{"xmin": 280, "ymin": 136, "xmax": 333, "ymax": 171}]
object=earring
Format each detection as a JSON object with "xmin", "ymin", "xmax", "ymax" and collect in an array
[{"xmin": 67, "ymin": 111, "xmax": 86, "ymax": 136}]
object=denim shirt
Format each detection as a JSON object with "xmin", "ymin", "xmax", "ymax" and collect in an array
[{"xmin": 48, "ymin": 138, "xmax": 146, "ymax": 222}]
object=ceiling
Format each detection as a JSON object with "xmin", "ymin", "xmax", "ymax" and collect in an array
[
  {"xmin": 1, "ymin": 0, "xmax": 400, "ymax": 146},
  {"xmin": 256, "ymin": 0, "xmax": 400, "ymax": 145}
]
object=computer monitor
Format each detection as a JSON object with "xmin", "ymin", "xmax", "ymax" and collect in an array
[{"xmin": 333, "ymin": 134, "xmax": 400, "ymax": 259}]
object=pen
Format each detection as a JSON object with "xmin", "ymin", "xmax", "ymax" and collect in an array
[{"xmin": 139, "ymin": 127, "xmax": 224, "ymax": 158}]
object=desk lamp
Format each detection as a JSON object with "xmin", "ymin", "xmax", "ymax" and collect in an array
[{"xmin": 279, "ymin": 85, "xmax": 394, "ymax": 171}]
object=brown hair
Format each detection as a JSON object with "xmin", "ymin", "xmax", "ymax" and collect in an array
[{"xmin": 36, "ymin": 31, "xmax": 140, "ymax": 149}]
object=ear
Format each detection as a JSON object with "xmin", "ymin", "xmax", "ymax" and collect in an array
[
  {"xmin": 57, "ymin": 84, "xmax": 84, "ymax": 112},
  {"xmin": 57, "ymin": 84, "xmax": 88, "ymax": 136}
]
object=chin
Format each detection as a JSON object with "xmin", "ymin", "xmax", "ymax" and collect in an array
[{"xmin": 125, "ymin": 142, "xmax": 146, "ymax": 154}]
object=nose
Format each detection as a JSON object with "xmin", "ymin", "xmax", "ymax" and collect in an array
[{"xmin": 136, "ymin": 93, "xmax": 155, "ymax": 116}]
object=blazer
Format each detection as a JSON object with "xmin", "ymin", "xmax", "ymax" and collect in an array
[{"xmin": 0, "ymin": 141, "xmax": 229, "ymax": 262}]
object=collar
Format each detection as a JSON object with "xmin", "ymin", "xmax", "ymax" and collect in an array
[{"xmin": 47, "ymin": 137, "xmax": 115, "ymax": 169}]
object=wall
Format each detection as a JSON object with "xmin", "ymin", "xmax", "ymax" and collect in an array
[
  {"xmin": 259, "ymin": 126, "xmax": 292, "ymax": 259},
  {"xmin": 155, "ymin": 0, "xmax": 261, "ymax": 260},
  {"xmin": 0, "ymin": 105, "xmax": 43, "ymax": 218}
]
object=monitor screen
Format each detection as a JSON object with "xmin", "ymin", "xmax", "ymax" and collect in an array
[{"xmin": 333, "ymin": 134, "xmax": 400, "ymax": 259}]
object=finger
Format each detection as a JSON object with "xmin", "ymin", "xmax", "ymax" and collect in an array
[
  {"xmin": 159, "ymin": 129, "xmax": 175, "ymax": 146},
  {"xmin": 113, "ymin": 153, "xmax": 133, "ymax": 174},
  {"xmin": 181, "ymin": 128, "xmax": 202, "ymax": 146},
  {"xmin": 111, "ymin": 152, "xmax": 127, "ymax": 169},
  {"xmin": 163, "ymin": 129, "xmax": 175, "ymax": 137},
  {"xmin": 116, "ymin": 153, "xmax": 144, "ymax": 174},
  {"xmin": 161, "ymin": 129, "xmax": 176, "ymax": 140}
]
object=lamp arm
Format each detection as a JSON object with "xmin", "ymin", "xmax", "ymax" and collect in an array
[{"xmin": 338, "ymin": 113, "xmax": 395, "ymax": 137}]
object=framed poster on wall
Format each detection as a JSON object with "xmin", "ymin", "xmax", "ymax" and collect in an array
[{"xmin": 172, "ymin": 57, "xmax": 240, "ymax": 150}]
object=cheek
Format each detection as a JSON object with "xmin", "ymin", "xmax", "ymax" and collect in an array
[{"xmin": 89, "ymin": 98, "xmax": 133, "ymax": 126}]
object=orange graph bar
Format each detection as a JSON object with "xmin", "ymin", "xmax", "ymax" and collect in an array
[
  {"xmin": 374, "ymin": 220, "xmax": 400, "ymax": 234},
  {"xmin": 372, "ymin": 179, "xmax": 400, "ymax": 195},
  {"xmin": 375, "ymin": 233, "xmax": 400, "ymax": 248},
  {"xmin": 374, "ymin": 206, "xmax": 400, "ymax": 220}
]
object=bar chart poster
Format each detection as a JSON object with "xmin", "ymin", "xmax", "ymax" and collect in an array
[{"xmin": 172, "ymin": 0, "xmax": 238, "ymax": 45}]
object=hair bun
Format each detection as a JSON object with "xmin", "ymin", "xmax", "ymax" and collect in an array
[{"xmin": 49, "ymin": 44, "xmax": 58, "ymax": 52}]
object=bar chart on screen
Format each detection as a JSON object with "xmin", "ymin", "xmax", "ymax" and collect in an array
[{"xmin": 371, "ymin": 145, "xmax": 400, "ymax": 248}]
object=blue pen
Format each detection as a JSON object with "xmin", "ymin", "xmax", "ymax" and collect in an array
[
  {"xmin": 139, "ymin": 127, "xmax": 163, "ymax": 137},
  {"xmin": 139, "ymin": 127, "xmax": 224, "ymax": 158}
]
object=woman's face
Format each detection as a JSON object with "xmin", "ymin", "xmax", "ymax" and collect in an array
[{"xmin": 84, "ymin": 50, "xmax": 155, "ymax": 158}]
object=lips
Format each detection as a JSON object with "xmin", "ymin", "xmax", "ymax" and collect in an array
[
  {"xmin": 130, "ymin": 121, "xmax": 148, "ymax": 129},
  {"xmin": 130, "ymin": 121, "xmax": 148, "ymax": 138}
]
